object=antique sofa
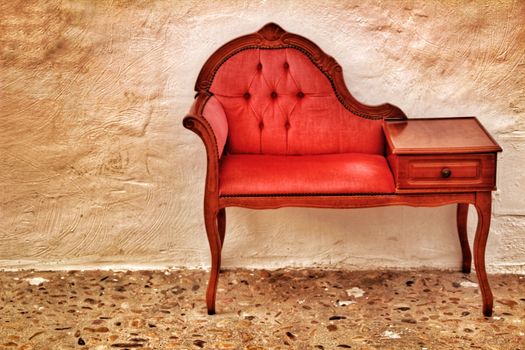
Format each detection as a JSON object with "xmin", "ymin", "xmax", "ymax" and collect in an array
[{"xmin": 183, "ymin": 23, "xmax": 501, "ymax": 316}]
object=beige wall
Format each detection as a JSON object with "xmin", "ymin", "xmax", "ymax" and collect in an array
[{"xmin": 1, "ymin": 1, "xmax": 524, "ymax": 272}]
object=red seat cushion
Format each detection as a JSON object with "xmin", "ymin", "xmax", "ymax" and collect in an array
[{"xmin": 219, "ymin": 153, "xmax": 395, "ymax": 196}]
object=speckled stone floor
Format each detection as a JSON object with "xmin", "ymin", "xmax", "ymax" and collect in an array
[{"xmin": 0, "ymin": 269, "xmax": 524, "ymax": 350}]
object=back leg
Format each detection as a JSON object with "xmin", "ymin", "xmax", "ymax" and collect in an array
[
  {"xmin": 218, "ymin": 208, "xmax": 226, "ymax": 248},
  {"xmin": 457, "ymin": 203, "xmax": 472, "ymax": 273},
  {"xmin": 217, "ymin": 208, "xmax": 226, "ymax": 273}
]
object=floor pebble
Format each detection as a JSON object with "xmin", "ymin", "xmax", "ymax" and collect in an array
[{"xmin": 0, "ymin": 269, "xmax": 524, "ymax": 349}]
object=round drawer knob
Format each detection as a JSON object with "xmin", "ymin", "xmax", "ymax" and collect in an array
[{"xmin": 441, "ymin": 168, "xmax": 452, "ymax": 178}]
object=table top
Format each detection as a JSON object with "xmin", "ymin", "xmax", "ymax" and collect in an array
[{"xmin": 384, "ymin": 117, "xmax": 502, "ymax": 155}]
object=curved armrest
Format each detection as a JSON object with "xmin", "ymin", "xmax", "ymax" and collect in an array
[{"xmin": 183, "ymin": 93, "xmax": 229, "ymax": 194}]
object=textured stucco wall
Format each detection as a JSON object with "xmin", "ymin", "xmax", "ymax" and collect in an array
[{"xmin": 1, "ymin": 0, "xmax": 524, "ymax": 272}]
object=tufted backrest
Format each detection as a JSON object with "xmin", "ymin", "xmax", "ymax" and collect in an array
[
  {"xmin": 210, "ymin": 48, "xmax": 384, "ymax": 155},
  {"xmin": 196, "ymin": 23, "xmax": 406, "ymax": 156}
]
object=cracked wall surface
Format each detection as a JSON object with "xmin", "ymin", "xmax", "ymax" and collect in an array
[{"xmin": 1, "ymin": 0, "xmax": 524, "ymax": 272}]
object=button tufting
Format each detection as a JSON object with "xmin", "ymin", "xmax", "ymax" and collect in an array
[
  {"xmin": 258, "ymin": 121, "xmax": 264, "ymax": 130},
  {"xmin": 297, "ymin": 91, "xmax": 305, "ymax": 98},
  {"xmin": 257, "ymin": 63, "xmax": 263, "ymax": 70},
  {"xmin": 285, "ymin": 121, "xmax": 291, "ymax": 129},
  {"xmin": 271, "ymin": 91, "xmax": 278, "ymax": 99},
  {"xmin": 283, "ymin": 62, "xmax": 289, "ymax": 69},
  {"xmin": 243, "ymin": 92, "xmax": 251, "ymax": 100}
]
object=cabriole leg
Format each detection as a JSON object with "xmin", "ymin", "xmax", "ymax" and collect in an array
[
  {"xmin": 473, "ymin": 192, "xmax": 494, "ymax": 317},
  {"xmin": 204, "ymin": 204, "xmax": 222, "ymax": 315},
  {"xmin": 218, "ymin": 208, "xmax": 226, "ymax": 249},
  {"xmin": 217, "ymin": 208, "xmax": 226, "ymax": 274},
  {"xmin": 456, "ymin": 203, "xmax": 472, "ymax": 273}
]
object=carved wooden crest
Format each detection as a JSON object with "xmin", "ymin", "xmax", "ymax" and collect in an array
[{"xmin": 195, "ymin": 23, "xmax": 406, "ymax": 120}]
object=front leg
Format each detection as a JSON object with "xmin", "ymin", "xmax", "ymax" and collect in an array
[
  {"xmin": 473, "ymin": 192, "xmax": 493, "ymax": 317},
  {"xmin": 204, "ymin": 202, "xmax": 222, "ymax": 315}
]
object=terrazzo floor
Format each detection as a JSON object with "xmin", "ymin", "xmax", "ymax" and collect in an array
[{"xmin": 1, "ymin": 269, "xmax": 524, "ymax": 349}]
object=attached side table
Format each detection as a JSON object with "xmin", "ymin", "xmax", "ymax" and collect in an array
[{"xmin": 384, "ymin": 117, "xmax": 502, "ymax": 316}]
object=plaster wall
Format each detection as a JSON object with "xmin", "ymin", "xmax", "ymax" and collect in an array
[{"xmin": 1, "ymin": 0, "xmax": 524, "ymax": 272}]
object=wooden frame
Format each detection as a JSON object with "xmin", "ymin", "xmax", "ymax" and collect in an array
[{"xmin": 183, "ymin": 23, "xmax": 500, "ymax": 316}]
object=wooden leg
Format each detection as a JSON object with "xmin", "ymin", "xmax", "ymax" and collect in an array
[
  {"xmin": 218, "ymin": 208, "xmax": 226, "ymax": 249},
  {"xmin": 204, "ymin": 204, "xmax": 222, "ymax": 315},
  {"xmin": 473, "ymin": 192, "xmax": 493, "ymax": 317},
  {"xmin": 217, "ymin": 208, "xmax": 226, "ymax": 274},
  {"xmin": 456, "ymin": 203, "xmax": 472, "ymax": 273}
]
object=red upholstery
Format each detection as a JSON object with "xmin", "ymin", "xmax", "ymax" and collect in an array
[
  {"xmin": 210, "ymin": 48, "xmax": 385, "ymax": 155},
  {"xmin": 202, "ymin": 96, "xmax": 228, "ymax": 158},
  {"xmin": 219, "ymin": 153, "xmax": 395, "ymax": 195}
]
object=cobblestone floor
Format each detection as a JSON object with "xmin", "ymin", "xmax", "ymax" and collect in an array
[{"xmin": 0, "ymin": 269, "xmax": 524, "ymax": 349}]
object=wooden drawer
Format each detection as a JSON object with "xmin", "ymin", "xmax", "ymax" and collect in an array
[{"xmin": 392, "ymin": 153, "xmax": 497, "ymax": 190}]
